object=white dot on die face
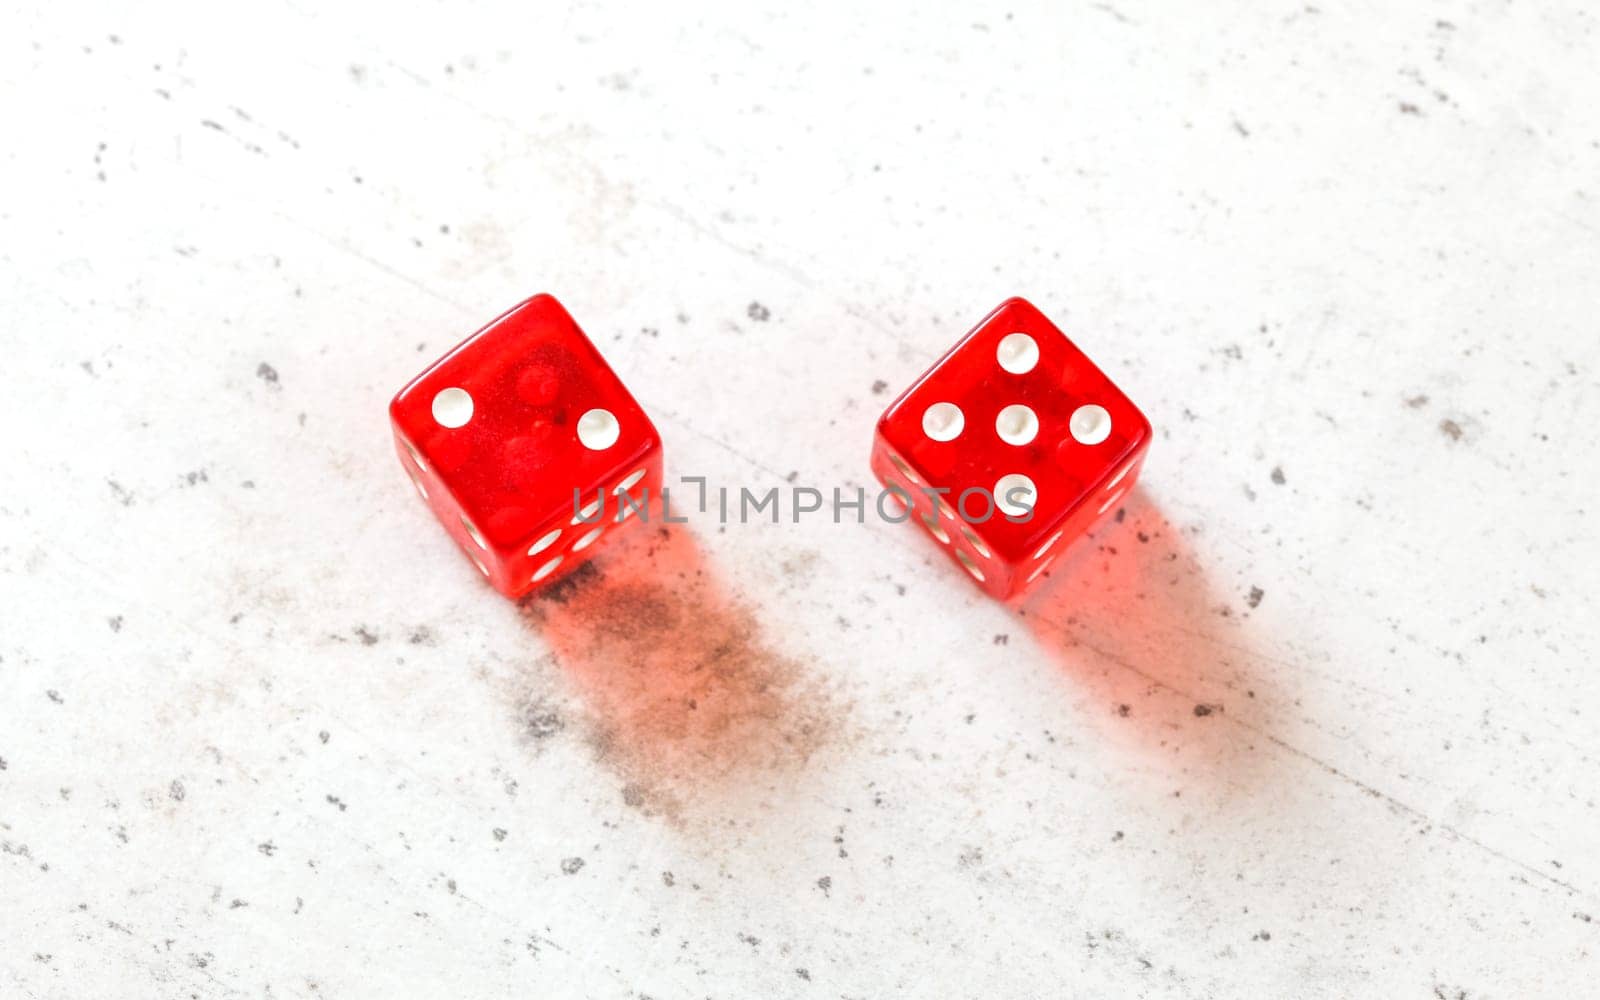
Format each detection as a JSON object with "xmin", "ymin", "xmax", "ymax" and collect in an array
[
  {"xmin": 432, "ymin": 387, "xmax": 473, "ymax": 428},
  {"xmin": 920, "ymin": 511, "xmax": 950, "ymax": 544},
  {"xmin": 961, "ymin": 525, "xmax": 991, "ymax": 558},
  {"xmin": 459, "ymin": 513, "xmax": 488, "ymax": 550},
  {"xmin": 1070, "ymin": 404, "xmax": 1112, "ymax": 445},
  {"xmin": 403, "ymin": 439, "xmax": 428, "ymax": 471},
  {"xmin": 572, "ymin": 526, "xmax": 604, "ymax": 551},
  {"xmin": 1027, "ymin": 556, "xmax": 1054, "ymax": 583},
  {"xmin": 994, "ymin": 473, "xmax": 1037, "ymax": 517},
  {"xmin": 1105, "ymin": 458, "xmax": 1137, "ymax": 491},
  {"xmin": 922, "ymin": 402, "xmax": 964, "ymax": 442},
  {"xmin": 956, "ymin": 548, "xmax": 986, "ymax": 582},
  {"xmin": 572, "ymin": 498, "xmax": 602, "ymax": 525},
  {"xmin": 1098, "ymin": 486, "xmax": 1127, "ymax": 515},
  {"xmin": 1033, "ymin": 530, "xmax": 1062, "ymax": 560},
  {"xmin": 528, "ymin": 528, "xmax": 561, "ymax": 556},
  {"xmin": 614, "ymin": 468, "xmax": 647, "ymax": 493},
  {"xmin": 577, "ymin": 408, "xmax": 620, "ymax": 450},
  {"xmin": 531, "ymin": 556, "xmax": 563, "ymax": 582},
  {"xmin": 995, "ymin": 404, "xmax": 1039, "ymax": 446},
  {"xmin": 889, "ymin": 452, "xmax": 920, "ymax": 484},
  {"xmin": 996, "ymin": 333, "xmax": 1039, "ymax": 374}
]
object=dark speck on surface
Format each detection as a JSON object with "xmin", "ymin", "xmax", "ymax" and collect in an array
[
  {"xmin": 492, "ymin": 828, "xmax": 507, "ymax": 841},
  {"xmin": 1193, "ymin": 703, "xmax": 1217, "ymax": 717},
  {"xmin": 560, "ymin": 857, "xmax": 585, "ymax": 875},
  {"xmin": 1247, "ymin": 586, "xmax": 1264, "ymax": 609},
  {"xmin": 318, "ymin": 730, "xmax": 330, "ymax": 744},
  {"xmin": 1270, "ymin": 466, "xmax": 1286, "ymax": 485},
  {"xmin": 256, "ymin": 362, "xmax": 279, "ymax": 386},
  {"xmin": 520, "ymin": 698, "xmax": 565, "ymax": 743},
  {"xmin": 108, "ymin": 615, "xmax": 123, "ymax": 632},
  {"xmin": 816, "ymin": 875, "xmax": 832, "ymax": 896},
  {"xmin": 353, "ymin": 626, "xmax": 379, "ymax": 646},
  {"xmin": 747, "ymin": 301, "xmax": 771, "ymax": 322},
  {"xmin": 1439, "ymin": 418, "xmax": 1464, "ymax": 441},
  {"xmin": 796, "ymin": 968, "xmax": 812, "ymax": 981},
  {"xmin": 1405, "ymin": 394, "xmax": 1430, "ymax": 408},
  {"xmin": 871, "ymin": 379, "xmax": 888, "ymax": 394},
  {"xmin": 46, "ymin": 690, "xmax": 63, "ymax": 704},
  {"xmin": 536, "ymin": 561, "xmax": 600, "ymax": 605}
]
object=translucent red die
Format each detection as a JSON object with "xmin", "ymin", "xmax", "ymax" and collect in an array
[
  {"xmin": 871, "ymin": 297, "xmax": 1152, "ymax": 599},
  {"xmin": 389, "ymin": 294, "xmax": 663, "ymax": 597}
]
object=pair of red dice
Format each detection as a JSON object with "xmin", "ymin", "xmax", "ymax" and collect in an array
[{"xmin": 389, "ymin": 295, "xmax": 1151, "ymax": 600}]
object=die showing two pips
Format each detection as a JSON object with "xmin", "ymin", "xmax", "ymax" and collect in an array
[{"xmin": 389, "ymin": 294, "xmax": 1150, "ymax": 600}]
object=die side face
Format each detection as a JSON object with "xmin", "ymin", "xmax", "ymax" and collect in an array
[
  {"xmin": 874, "ymin": 297, "xmax": 1152, "ymax": 598},
  {"xmin": 389, "ymin": 294, "xmax": 662, "ymax": 597}
]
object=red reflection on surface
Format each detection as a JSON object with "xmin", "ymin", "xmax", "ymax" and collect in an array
[
  {"xmin": 518, "ymin": 519, "xmax": 838, "ymax": 822},
  {"xmin": 1012, "ymin": 487, "xmax": 1285, "ymax": 775}
]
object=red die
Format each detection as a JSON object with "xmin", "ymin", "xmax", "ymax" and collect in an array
[
  {"xmin": 871, "ymin": 297, "xmax": 1151, "ymax": 599},
  {"xmin": 389, "ymin": 294, "xmax": 663, "ymax": 598}
]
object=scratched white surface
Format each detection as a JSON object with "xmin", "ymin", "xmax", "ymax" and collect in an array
[{"xmin": 3, "ymin": 1, "xmax": 1599, "ymax": 997}]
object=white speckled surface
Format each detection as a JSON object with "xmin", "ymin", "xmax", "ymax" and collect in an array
[{"xmin": 3, "ymin": 2, "xmax": 1599, "ymax": 997}]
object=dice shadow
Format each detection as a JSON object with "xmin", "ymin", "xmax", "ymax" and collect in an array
[
  {"xmin": 1010, "ymin": 486, "xmax": 1292, "ymax": 788},
  {"xmin": 517, "ymin": 520, "xmax": 840, "ymax": 825}
]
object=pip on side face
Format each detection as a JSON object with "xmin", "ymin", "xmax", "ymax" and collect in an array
[{"xmin": 872, "ymin": 296, "xmax": 1152, "ymax": 599}]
